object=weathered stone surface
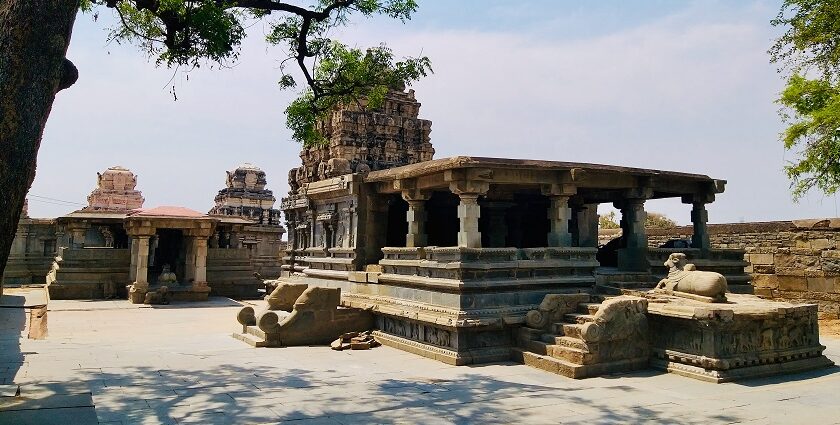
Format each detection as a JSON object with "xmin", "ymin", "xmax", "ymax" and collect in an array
[
  {"xmin": 83, "ymin": 166, "xmax": 144, "ymax": 212},
  {"xmin": 648, "ymin": 293, "xmax": 833, "ymax": 382}
]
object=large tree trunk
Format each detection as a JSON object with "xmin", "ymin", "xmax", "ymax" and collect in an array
[{"xmin": 0, "ymin": 0, "xmax": 80, "ymax": 296}]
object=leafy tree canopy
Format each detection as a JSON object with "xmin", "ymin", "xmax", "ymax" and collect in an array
[
  {"xmin": 770, "ymin": 0, "xmax": 840, "ymax": 200},
  {"xmin": 598, "ymin": 211, "xmax": 677, "ymax": 230},
  {"xmin": 78, "ymin": 0, "xmax": 432, "ymax": 147}
]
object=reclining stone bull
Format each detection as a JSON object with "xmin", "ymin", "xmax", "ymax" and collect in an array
[{"xmin": 653, "ymin": 253, "xmax": 728, "ymax": 302}]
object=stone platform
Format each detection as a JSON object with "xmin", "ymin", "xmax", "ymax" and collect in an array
[{"xmin": 647, "ymin": 293, "xmax": 834, "ymax": 382}]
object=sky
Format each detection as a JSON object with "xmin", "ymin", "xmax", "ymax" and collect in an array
[{"xmin": 27, "ymin": 0, "xmax": 840, "ymax": 225}]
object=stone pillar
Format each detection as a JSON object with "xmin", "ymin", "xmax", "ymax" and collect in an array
[
  {"xmin": 616, "ymin": 199, "xmax": 649, "ymax": 271},
  {"xmin": 193, "ymin": 238, "xmax": 209, "ymax": 288},
  {"xmin": 575, "ymin": 203, "xmax": 600, "ymax": 248},
  {"xmin": 405, "ymin": 200, "xmax": 427, "ymax": 247},
  {"xmin": 128, "ymin": 235, "xmax": 151, "ymax": 303},
  {"xmin": 402, "ymin": 191, "xmax": 430, "ymax": 248},
  {"xmin": 70, "ymin": 227, "xmax": 87, "ymax": 249},
  {"xmin": 457, "ymin": 194, "xmax": 482, "ymax": 248},
  {"xmin": 482, "ymin": 201, "xmax": 512, "ymax": 248},
  {"xmin": 690, "ymin": 202, "xmax": 710, "ymax": 250},
  {"xmin": 129, "ymin": 238, "xmax": 139, "ymax": 282},
  {"xmin": 547, "ymin": 195, "xmax": 573, "ymax": 247},
  {"xmin": 184, "ymin": 236, "xmax": 196, "ymax": 282},
  {"xmin": 450, "ymin": 180, "xmax": 489, "ymax": 249}
]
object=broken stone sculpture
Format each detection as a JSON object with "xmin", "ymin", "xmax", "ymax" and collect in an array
[
  {"xmin": 525, "ymin": 293, "xmax": 591, "ymax": 331},
  {"xmin": 265, "ymin": 282, "xmax": 309, "ymax": 311},
  {"xmin": 144, "ymin": 286, "xmax": 172, "ymax": 305},
  {"xmin": 234, "ymin": 286, "xmax": 373, "ymax": 347},
  {"xmin": 653, "ymin": 253, "xmax": 728, "ymax": 302}
]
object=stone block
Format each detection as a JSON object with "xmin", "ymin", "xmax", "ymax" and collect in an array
[
  {"xmin": 750, "ymin": 253, "xmax": 774, "ymax": 265},
  {"xmin": 811, "ymin": 238, "xmax": 833, "ymax": 250},
  {"xmin": 821, "ymin": 257, "xmax": 840, "ymax": 276},
  {"xmin": 777, "ymin": 276, "xmax": 807, "ymax": 291},
  {"xmin": 776, "ymin": 267, "xmax": 806, "ymax": 277},
  {"xmin": 807, "ymin": 277, "xmax": 836, "ymax": 293},
  {"xmin": 776, "ymin": 253, "xmax": 819, "ymax": 269},
  {"xmin": 753, "ymin": 264, "xmax": 775, "ymax": 274},
  {"xmin": 752, "ymin": 274, "xmax": 779, "ymax": 289}
]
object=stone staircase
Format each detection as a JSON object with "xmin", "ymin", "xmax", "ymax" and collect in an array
[{"xmin": 512, "ymin": 294, "xmax": 650, "ymax": 379}]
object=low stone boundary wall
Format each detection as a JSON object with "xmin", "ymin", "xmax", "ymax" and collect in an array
[{"xmin": 599, "ymin": 219, "xmax": 840, "ymax": 319}]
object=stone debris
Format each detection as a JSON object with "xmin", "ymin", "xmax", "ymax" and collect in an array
[{"xmin": 331, "ymin": 331, "xmax": 380, "ymax": 351}]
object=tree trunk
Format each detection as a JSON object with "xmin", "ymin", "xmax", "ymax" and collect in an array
[{"xmin": 0, "ymin": 0, "xmax": 80, "ymax": 296}]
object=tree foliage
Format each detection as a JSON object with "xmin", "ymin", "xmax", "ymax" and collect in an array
[
  {"xmin": 644, "ymin": 212, "xmax": 677, "ymax": 229},
  {"xmin": 598, "ymin": 212, "xmax": 620, "ymax": 229},
  {"xmin": 598, "ymin": 211, "xmax": 677, "ymax": 230},
  {"xmin": 80, "ymin": 0, "xmax": 431, "ymax": 146},
  {"xmin": 770, "ymin": 0, "xmax": 840, "ymax": 199}
]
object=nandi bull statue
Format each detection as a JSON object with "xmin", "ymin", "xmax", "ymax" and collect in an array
[{"xmin": 652, "ymin": 253, "xmax": 728, "ymax": 302}]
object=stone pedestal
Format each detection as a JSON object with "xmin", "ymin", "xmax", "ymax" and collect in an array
[{"xmin": 647, "ymin": 293, "xmax": 834, "ymax": 382}]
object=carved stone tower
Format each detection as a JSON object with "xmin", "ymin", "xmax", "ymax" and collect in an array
[
  {"xmin": 288, "ymin": 88, "xmax": 434, "ymax": 193},
  {"xmin": 209, "ymin": 163, "xmax": 281, "ymax": 225},
  {"xmin": 83, "ymin": 166, "xmax": 145, "ymax": 212}
]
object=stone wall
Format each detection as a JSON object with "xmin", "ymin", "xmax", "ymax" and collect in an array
[{"xmin": 599, "ymin": 219, "xmax": 840, "ymax": 319}]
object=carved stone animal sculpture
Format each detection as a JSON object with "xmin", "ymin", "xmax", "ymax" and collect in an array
[{"xmin": 654, "ymin": 253, "xmax": 728, "ymax": 302}]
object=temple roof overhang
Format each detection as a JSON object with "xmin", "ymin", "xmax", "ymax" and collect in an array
[{"xmin": 365, "ymin": 156, "xmax": 725, "ymax": 204}]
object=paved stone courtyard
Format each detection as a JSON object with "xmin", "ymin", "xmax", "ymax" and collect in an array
[{"xmin": 1, "ymin": 295, "xmax": 840, "ymax": 425}]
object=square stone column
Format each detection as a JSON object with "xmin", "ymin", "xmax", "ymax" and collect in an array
[
  {"xmin": 457, "ymin": 194, "xmax": 482, "ymax": 248},
  {"xmin": 402, "ymin": 190, "xmax": 430, "ymax": 248},
  {"xmin": 575, "ymin": 203, "xmax": 600, "ymax": 248},
  {"xmin": 690, "ymin": 202, "xmax": 710, "ymax": 250},
  {"xmin": 482, "ymin": 201, "xmax": 513, "ymax": 248},
  {"xmin": 193, "ymin": 238, "xmax": 209, "ymax": 289},
  {"xmin": 128, "ymin": 235, "xmax": 151, "ymax": 303},
  {"xmin": 405, "ymin": 200, "xmax": 428, "ymax": 247},
  {"xmin": 184, "ymin": 236, "xmax": 196, "ymax": 282},
  {"xmin": 129, "ymin": 238, "xmax": 139, "ymax": 282},
  {"xmin": 616, "ymin": 198, "xmax": 649, "ymax": 272},
  {"xmin": 547, "ymin": 195, "xmax": 573, "ymax": 247}
]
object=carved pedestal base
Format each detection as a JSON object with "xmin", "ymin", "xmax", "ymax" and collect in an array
[
  {"xmin": 647, "ymin": 293, "xmax": 834, "ymax": 383},
  {"xmin": 371, "ymin": 315, "xmax": 512, "ymax": 365}
]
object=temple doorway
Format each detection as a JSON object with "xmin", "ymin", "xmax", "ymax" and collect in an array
[{"xmin": 151, "ymin": 229, "xmax": 185, "ymax": 283}]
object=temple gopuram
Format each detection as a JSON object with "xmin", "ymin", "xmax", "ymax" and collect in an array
[{"xmin": 233, "ymin": 88, "xmax": 832, "ymax": 383}]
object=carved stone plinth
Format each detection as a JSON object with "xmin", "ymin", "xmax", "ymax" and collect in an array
[{"xmin": 647, "ymin": 293, "xmax": 834, "ymax": 382}]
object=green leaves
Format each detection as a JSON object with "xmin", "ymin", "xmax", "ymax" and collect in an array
[
  {"xmin": 82, "ymin": 0, "xmax": 430, "ymax": 147},
  {"xmin": 778, "ymin": 74, "xmax": 840, "ymax": 200},
  {"xmin": 772, "ymin": 0, "xmax": 840, "ymax": 200},
  {"xmin": 284, "ymin": 42, "xmax": 432, "ymax": 147}
]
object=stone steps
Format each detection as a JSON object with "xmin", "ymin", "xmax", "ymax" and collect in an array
[
  {"xmin": 231, "ymin": 330, "xmax": 268, "ymax": 347},
  {"xmin": 564, "ymin": 313, "xmax": 596, "ymax": 324},
  {"xmin": 578, "ymin": 302, "xmax": 602, "ymax": 315}
]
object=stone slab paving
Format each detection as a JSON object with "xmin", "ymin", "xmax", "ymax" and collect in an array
[{"xmin": 0, "ymin": 295, "xmax": 839, "ymax": 424}]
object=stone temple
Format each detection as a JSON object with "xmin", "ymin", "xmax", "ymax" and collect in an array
[
  {"xmin": 231, "ymin": 88, "xmax": 833, "ymax": 383},
  {"xmin": 6, "ymin": 164, "xmax": 285, "ymax": 302}
]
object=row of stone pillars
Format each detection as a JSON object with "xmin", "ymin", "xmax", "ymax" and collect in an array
[
  {"xmin": 402, "ymin": 183, "xmax": 580, "ymax": 249},
  {"xmin": 401, "ymin": 185, "xmax": 712, "ymax": 256}
]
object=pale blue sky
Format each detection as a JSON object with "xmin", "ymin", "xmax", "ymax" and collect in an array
[{"xmin": 29, "ymin": 1, "xmax": 838, "ymax": 224}]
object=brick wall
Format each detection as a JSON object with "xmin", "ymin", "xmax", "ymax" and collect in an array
[{"xmin": 598, "ymin": 219, "xmax": 840, "ymax": 319}]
